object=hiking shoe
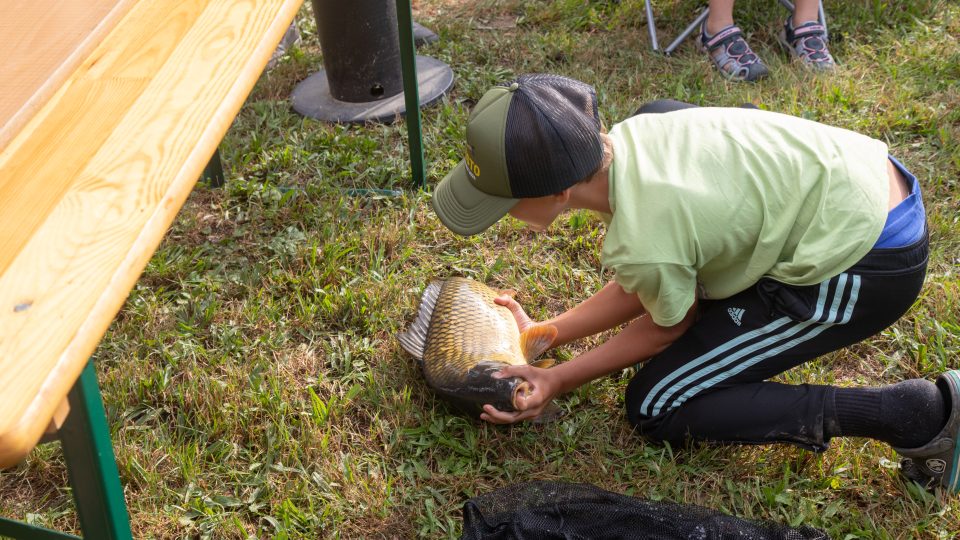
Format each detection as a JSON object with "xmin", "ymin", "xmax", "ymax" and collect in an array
[
  {"xmin": 700, "ymin": 24, "xmax": 769, "ymax": 82},
  {"xmin": 894, "ymin": 370, "xmax": 960, "ymax": 493},
  {"xmin": 778, "ymin": 18, "xmax": 835, "ymax": 71}
]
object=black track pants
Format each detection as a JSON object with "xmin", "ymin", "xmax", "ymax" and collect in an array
[{"xmin": 624, "ymin": 234, "xmax": 929, "ymax": 451}]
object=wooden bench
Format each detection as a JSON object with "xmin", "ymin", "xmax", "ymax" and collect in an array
[{"xmin": 0, "ymin": 0, "xmax": 305, "ymax": 537}]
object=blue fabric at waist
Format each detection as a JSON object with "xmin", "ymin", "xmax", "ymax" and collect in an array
[{"xmin": 874, "ymin": 156, "xmax": 926, "ymax": 248}]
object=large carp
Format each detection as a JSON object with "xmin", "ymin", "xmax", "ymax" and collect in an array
[{"xmin": 398, "ymin": 277, "xmax": 559, "ymax": 417}]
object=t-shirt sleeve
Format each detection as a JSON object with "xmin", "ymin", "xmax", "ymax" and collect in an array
[{"xmin": 613, "ymin": 263, "xmax": 697, "ymax": 327}]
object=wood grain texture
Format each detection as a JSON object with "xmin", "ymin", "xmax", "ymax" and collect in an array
[
  {"xmin": 0, "ymin": 0, "xmax": 136, "ymax": 151},
  {"xmin": 0, "ymin": 0, "xmax": 303, "ymax": 468}
]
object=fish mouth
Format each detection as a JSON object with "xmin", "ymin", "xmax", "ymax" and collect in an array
[{"xmin": 511, "ymin": 381, "xmax": 533, "ymax": 411}]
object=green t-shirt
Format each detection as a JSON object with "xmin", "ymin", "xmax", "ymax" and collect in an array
[{"xmin": 602, "ymin": 107, "xmax": 889, "ymax": 326}]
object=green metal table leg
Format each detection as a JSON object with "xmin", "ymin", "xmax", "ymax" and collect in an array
[
  {"xmin": 395, "ymin": 0, "xmax": 426, "ymax": 190},
  {"xmin": 0, "ymin": 517, "xmax": 81, "ymax": 540},
  {"xmin": 0, "ymin": 361, "xmax": 131, "ymax": 539},
  {"xmin": 59, "ymin": 360, "xmax": 133, "ymax": 540},
  {"xmin": 200, "ymin": 147, "xmax": 225, "ymax": 188}
]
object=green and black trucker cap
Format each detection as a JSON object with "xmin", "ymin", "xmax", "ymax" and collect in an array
[{"xmin": 433, "ymin": 74, "xmax": 603, "ymax": 236}]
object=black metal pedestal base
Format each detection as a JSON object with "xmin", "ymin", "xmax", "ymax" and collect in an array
[
  {"xmin": 412, "ymin": 21, "xmax": 438, "ymax": 47},
  {"xmin": 291, "ymin": 55, "xmax": 453, "ymax": 124}
]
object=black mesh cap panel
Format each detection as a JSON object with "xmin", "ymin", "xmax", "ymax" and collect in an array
[{"xmin": 502, "ymin": 74, "xmax": 603, "ymax": 198}]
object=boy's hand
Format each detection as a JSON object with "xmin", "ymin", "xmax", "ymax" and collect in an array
[
  {"xmin": 494, "ymin": 293, "xmax": 539, "ymax": 334},
  {"xmin": 480, "ymin": 364, "xmax": 559, "ymax": 424}
]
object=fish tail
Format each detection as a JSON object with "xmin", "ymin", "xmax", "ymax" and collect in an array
[{"xmin": 397, "ymin": 280, "xmax": 443, "ymax": 360}]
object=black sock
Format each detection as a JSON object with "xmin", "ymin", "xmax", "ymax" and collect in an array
[{"xmin": 824, "ymin": 379, "xmax": 947, "ymax": 448}]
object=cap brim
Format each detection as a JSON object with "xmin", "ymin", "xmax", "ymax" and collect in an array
[{"xmin": 432, "ymin": 161, "xmax": 518, "ymax": 236}]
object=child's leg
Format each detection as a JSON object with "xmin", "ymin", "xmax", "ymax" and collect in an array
[
  {"xmin": 792, "ymin": 0, "xmax": 820, "ymax": 25},
  {"xmin": 705, "ymin": 0, "xmax": 736, "ymax": 35},
  {"xmin": 625, "ymin": 234, "xmax": 933, "ymax": 451}
]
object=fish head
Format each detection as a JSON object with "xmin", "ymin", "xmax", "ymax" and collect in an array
[{"xmin": 440, "ymin": 361, "xmax": 528, "ymax": 418}]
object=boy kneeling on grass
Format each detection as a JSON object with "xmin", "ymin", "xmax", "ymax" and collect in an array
[{"xmin": 431, "ymin": 73, "xmax": 959, "ymax": 493}]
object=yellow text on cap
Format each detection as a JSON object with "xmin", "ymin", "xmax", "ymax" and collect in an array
[{"xmin": 465, "ymin": 151, "xmax": 481, "ymax": 179}]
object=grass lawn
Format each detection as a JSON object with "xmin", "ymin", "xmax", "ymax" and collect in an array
[{"xmin": 2, "ymin": 0, "xmax": 959, "ymax": 538}]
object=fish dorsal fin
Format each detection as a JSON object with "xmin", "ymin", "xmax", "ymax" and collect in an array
[
  {"xmin": 519, "ymin": 324, "xmax": 558, "ymax": 362},
  {"xmin": 397, "ymin": 281, "xmax": 443, "ymax": 360},
  {"xmin": 530, "ymin": 358, "xmax": 556, "ymax": 369}
]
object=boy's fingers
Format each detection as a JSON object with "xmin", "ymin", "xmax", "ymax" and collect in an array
[
  {"xmin": 514, "ymin": 392, "xmax": 540, "ymax": 411},
  {"xmin": 481, "ymin": 404, "xmax": 539, "ymax": 424},
  {"xmin": 494, "ymin": 365, "xmax": 532, "ymax": 379},
  {"xmin": 496, "ymin": 289, "xmax": 517, "ymax": 298},
  {"xmin": 480, "ymin": 405, "xmax": 516, "ymax": 424}
]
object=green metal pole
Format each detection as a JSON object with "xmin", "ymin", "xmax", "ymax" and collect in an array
[
  {"xmin": 59, "ymin": 360, "xmax": 133, "ymax": 540},
  {"xmin": 395, "ymin": 0, "xmax": 426, "ymax": 190}
]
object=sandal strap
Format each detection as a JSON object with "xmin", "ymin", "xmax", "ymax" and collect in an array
[
  {"xmin": 786, "ymin": 21, "xmax": 828, "ymax": 43},
  {"xmin": 792, "ymin": 22, "xmax": 826, "ymax": 38},
  {"xmin": 702, "ymin": 25, "xmax": 745, "ymax": 50}
]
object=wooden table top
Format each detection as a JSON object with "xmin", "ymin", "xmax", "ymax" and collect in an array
[
  {"xmin": 0, "ymin": 0, "xmax": 136, "ymax": 152},
  {"xmin": 0, "ymin": 0, "xmax": 303, "ymax": 468}
]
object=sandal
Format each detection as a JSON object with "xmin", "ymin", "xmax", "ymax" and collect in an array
[
  {"xmin": 700, "ymin": 24, "xmax": 770, "ymax": 82},
  {"xmin": 778, "ymin": 18, "xmax": 835, "ymax": 71}
]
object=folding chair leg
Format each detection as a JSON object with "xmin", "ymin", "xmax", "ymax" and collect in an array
[
  {"xmin": 644, "ymin": 0, "xmax": 660, "ymax": 51},
  {"xmin": 820, "ymin": 2, "xmax": 828, "ymax": 40},
  {"xmin": 664, "ymin": 8, "xmax": 709, "ymax": 55}
]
